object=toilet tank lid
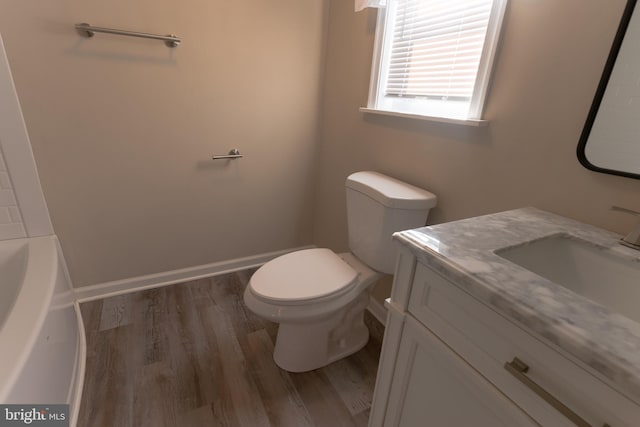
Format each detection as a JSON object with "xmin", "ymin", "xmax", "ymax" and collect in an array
[{"xmin": 346, "ymin": 171, "xmax": 437, "ymax": 210}]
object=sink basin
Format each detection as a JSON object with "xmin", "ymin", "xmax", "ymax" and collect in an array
[{"xmin": 496, "ymin": 234, "xmax": 640, "ymax": 323}]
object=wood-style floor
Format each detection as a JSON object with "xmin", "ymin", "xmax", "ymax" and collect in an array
[{"xmin": 77, "ymin": 269, "xmax": 382, "ymax": 427}]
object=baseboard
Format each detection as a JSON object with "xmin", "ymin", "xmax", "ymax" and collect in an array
[
  {"xmin": 73, "ymin": 246, "xmax": 314, "ymax": 303},
  {"xmin": 366, "ymin": 294, "xmax": 388, "ymax": 326}
]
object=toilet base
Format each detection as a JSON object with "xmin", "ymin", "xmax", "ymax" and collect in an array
[{"xmin": 272, "ymin": 292, "xmax": 370, "ymax": 372}]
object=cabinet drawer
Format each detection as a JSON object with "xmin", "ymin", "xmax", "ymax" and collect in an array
[
  {"xmin": 384, "ymin": 316, "xmax": 537, "ymax": 427},
  {"xmin": 408, "ymin": 263, "xmax": 640, "ymax": 427}
]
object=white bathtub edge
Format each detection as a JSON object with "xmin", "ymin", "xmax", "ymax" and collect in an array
[{"xmin": 0, "ymin": 236, "xmax": 57, "ymax": 402}]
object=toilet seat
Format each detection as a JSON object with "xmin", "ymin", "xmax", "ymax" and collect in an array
[{"xmin": 249, "ymin": 248, "xmax": 358, "ymax": 305}]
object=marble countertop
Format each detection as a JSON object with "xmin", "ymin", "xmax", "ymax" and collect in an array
[{"xmin": 394, "ymin": 207, "xmax": 640, "ymax": 400}]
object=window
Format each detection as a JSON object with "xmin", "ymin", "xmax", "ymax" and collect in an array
[{"xmin": 364, "ymin": 0, "xmax": 507, "ymax": 123}]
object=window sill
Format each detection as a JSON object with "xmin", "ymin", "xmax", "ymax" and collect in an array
[{"xmin": 359, "ymin": 108, "xmax": 489, "ymax": 127}]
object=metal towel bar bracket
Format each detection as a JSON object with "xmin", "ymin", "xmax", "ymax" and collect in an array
[
  {"xmin": 75, "ymin": 23, "xmax": 181, "ymax": 48},
  {"xmin": 212, "ymin": 149, "xmax": 243, "ymax": 160}
]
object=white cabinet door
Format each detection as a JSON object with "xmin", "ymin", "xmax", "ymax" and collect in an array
[{"xmin": 383, "ymin": 316, "xmax": 539, "ymax": 427}]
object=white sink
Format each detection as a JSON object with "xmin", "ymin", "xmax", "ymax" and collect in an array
[{"xmin": 496, "ymin": 234, "xmax": 640, "ymax": 323}]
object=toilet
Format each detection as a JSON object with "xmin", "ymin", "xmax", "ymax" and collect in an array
[{"xmin": 243, "ymin": 171, "xmax": 437, "ymax": 372}]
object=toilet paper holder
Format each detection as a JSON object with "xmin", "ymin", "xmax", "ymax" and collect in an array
[{"xmin": 212, "ymin": 149, "xmax": 243, "ymax": 160}]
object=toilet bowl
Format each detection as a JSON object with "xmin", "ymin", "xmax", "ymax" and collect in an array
[
  {"xmin": 244, "ymin": 249, "xmax": 381, "ymax": 372},
  {"xmin": 244, "ymin": 171, "xmax": 437, "ymax": 372}
]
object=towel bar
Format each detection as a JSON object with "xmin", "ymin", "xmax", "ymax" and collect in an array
[{"xmin": 75, "ymin": 23, "xmax": 181, "ymax": 48}]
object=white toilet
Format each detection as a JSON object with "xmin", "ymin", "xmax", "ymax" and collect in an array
[{"xmin": 243, "ymin": 171, "xmax": 437, "ymax": 372}]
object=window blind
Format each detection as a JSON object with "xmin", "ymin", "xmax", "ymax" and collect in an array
[{"xmin": 384, "ymin": 0, "xmax": 493, "ymax": 100}]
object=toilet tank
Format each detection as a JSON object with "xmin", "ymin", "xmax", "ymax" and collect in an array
[{"xmin": 345, "ymin": 171, "xmax": 437, "ymax": 274}]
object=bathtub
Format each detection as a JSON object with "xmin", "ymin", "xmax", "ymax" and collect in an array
[{"xmin": 0, "ymin": 236, "xmax": 85, "ymax": 425}]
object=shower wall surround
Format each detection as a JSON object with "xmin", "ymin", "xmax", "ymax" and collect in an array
[
  {"xmin": 0, "ymin": 150, "xmax": 25, "ymax": 240},
  {"xmin": 0, "ymin": 35, "xmax": 53, "ymax": 241}
]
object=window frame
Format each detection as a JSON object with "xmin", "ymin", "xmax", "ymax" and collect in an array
[{"xmin": 363, "ymin": 0, "xmax": 508, "ymax": 126}]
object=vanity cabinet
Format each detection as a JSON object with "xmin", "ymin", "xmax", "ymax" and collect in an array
[
  {"xmin": 381, "ymin": 315, "xmax": 537, "ymax": 426},
  {"xmin": 369, "ymin": 248, "xmax": 640, "ymax": 427}
]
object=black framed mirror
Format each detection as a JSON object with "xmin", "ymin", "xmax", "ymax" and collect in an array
[{"xmin": 578, "ymin": 0, "xmax": 640, "ymax": 180}]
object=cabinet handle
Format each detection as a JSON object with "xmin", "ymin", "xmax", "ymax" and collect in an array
[{"xmin": 504, "ymin": 357, "xmax": 609, "ymax": 427}]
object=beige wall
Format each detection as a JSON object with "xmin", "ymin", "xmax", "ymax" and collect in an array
[
  {"xmin": 3, "ymin": 0, "xmax": 640, "ymax": 292},
  {"xmin": 0, "ymin": 0, "xmax": 328, "ymax": 287},
  {"xmin": 314, "ymin": 0, "xmax": 640, "ymax": 263}
]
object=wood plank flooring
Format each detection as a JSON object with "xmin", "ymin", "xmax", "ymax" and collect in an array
[{"xmin": 77, "ymin": 269, "xmax": 382, "ymax": 427}]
